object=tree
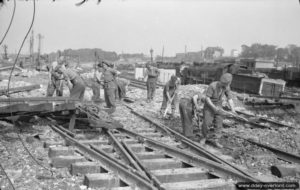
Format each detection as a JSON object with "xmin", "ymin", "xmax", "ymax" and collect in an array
[
  {"xmin": 240, "ymin": 43, "xmax": 277, "ymax": 59},
  {"xmin": 204, "ymin": 46, "xmax": 224, "ymax": 60}
]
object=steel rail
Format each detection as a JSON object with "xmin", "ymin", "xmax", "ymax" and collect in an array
[
  {"xmin": 249, "ymin": 94, "xmax": 300, "ymax": 101},
  {"xmin": 234, "ymin": 135, "xmax": 300, "ymax": 165},
  {"xmin": 49, "ymin": 124, "xmax": 157, "ymax": 190},
  {"xmin": 124, "ymin": 104, "xmax": 259, "ymax": 181},
  {"xmin": 119, "ymin": 128, "xmax": 260, "ymax": 182},
  {"xmin": 106, "ymin": 130, "xmax": 149, "ymax": 180},
  {"xmin": 236, "ymin": 110, "xmax": 293, "ymax": 129},
  {"xmin": 121, "ymin": 140, "xmax": 165, "ymax": 190}
]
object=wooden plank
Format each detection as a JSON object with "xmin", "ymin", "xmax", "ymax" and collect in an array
[
  {"xmin": 0, "ymin": 102, "xmax": 76, "ymax": 115},
  {"xmin": 0, "ymin": 103, "xmax": 30, "ymax": 113},
  {"xmin": 0, "ymin": 97, "xmax": 80, "ymax": 103},
  {"xmin": 29, "ymin": 102, "xmax": 76, "ymax": 112}
]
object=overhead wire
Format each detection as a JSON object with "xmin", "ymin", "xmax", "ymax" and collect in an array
[
  {"xmin": 5, "ymin": 0, "xmax": 54, "ymax": 180},
  {"xmin": 0, "ymin": 0, "xmax": 16, "ymax": 46}
]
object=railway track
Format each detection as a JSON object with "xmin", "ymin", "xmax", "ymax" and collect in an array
[{"xmin": 42, "ymin": 103, "xmax": 262, "ymax": 190}]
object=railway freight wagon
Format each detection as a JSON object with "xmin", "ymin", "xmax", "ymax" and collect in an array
[
  {"xmin": 231, "ymin": 74, "xmax": 286, "ymax": 96},
  {"xmin": 181, "ymin": 60, "xmax": 286, "ymax": 97},
  {"xmin": 182, "ymin": 62, "xmax": 238, "ymax": 85}
]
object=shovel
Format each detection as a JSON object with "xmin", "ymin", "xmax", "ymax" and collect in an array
[{"xmin": 163, "ymin": 94, "xmax": 175, "ymax": 118}]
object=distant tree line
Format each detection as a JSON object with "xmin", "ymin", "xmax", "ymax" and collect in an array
[
  {"xmin": 47, "ymin": 48, "xmax": 119, "ymax": 63},
  {"xmin": 241, "ymin": 43, "xmax": 300, "ymax": 66}
]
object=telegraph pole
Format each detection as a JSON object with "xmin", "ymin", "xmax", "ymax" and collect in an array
[
  {"xmin": 29, "ymin": 30, "xmax": 34, "ymax": 64},
  {"xmin": 161, "ymin": 46, "xmax": 164, "ymax": 63},
  {"xmin": 36, "ymin": 33, "xmax": 44, "ymax": 70},
  {"xmin": 184, "ymin": 45, "xmax": 187, "ymax": 62},
  {"xmin": 3, "ymin": 45, "xmax": 8, "ymax": 60},
  {"xmin": 150, "ymin": 48, "xmax": 153, "ymax": 63}
]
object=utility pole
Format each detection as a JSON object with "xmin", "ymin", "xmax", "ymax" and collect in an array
[
  {"xmin": 29, "ymin": 30, "xmax": 34, "ymax": 64},
  {"xmin": 150, "ymin": 48, "xmax": 153, "ymax": 63},
  {"xmin": 36, "ymin": 33, "xmax": 44, "ymax": 70},
  {"xmin": 201, "ymin": 45, "xmax": 203, "ymax": 60},
  {"xmin": 161, "ymin": 46, "xmax": 164, "ymax": 63},
  {"xmin": 184, "ymin": 45, "xmax": 187, "ymax": 62},
  {"xmin": 3, "ymin": 44, "xmax": 8, "ymax": 60}
]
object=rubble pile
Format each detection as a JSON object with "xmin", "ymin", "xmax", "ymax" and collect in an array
[
  {"xmin": 223, "ymin": 126, "xmax": 300, "ymax": 156},
  {"xmin": 220, "ymin": 133, "xmax": 287, "ymax": 175},
  {"xmin": 177, "ymin": 84, "xmax": 207, "ymax": 99}
]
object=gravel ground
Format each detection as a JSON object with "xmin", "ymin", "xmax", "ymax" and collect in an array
[{"xmin": 1, "ymin": 69, "xmax": 300, "ymax": 189}]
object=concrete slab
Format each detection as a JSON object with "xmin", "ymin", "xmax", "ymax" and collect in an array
[
  {"xmin": 122, "ymin": 139, "xmax": 139, "ymax": 144},
  {"xmin": 79, "ymin": 139, "xmax": 109, "ymax": 146},
  {"xmin": 99, "ymin": 187, "xmax": 132, "ymax": 190},
  {"xmin": 51, "ymin": 155, "xmax": 86, "ymax": 168},
  {"xmin": 43, "ymin": 141, "xmax": 64, "ymax": 148},
  {"xmin": 151, "ymin": 167, "xmax": 210, "ymax": 183},
  {"xmin": 134, "ymin": 128, "xmax": 156, "ymax": 133},
  {"xmin": 96, "ymin": 145, "xmax": 114, "ymax": 153},
  {"xmin": 84, "ymin": 173, "xmax": 120, "ymax": 188},
  {"xmin": 127, "ymin": 144, "xmax": 145, "ymax": 153},
  {"xmin": 161, "ymin": 178, "xmax": 235, "ymax": 190},
  {"xmin": 70, "ymin": 162, "xmax": 102, "ymax": 175},
  {"xmin": 136, "ymin": 152, "xmax": 166, "ymax": 160},
  {"xmin": 48, "ymin": 146, "xmax": 74, "ymax": 158},
  {"xmin": 141, "ymin": 158, "xmax": 182, "ymax": 170},
  {"xmin": 138, "ymin": 132, "xmax": 162, "ymax": 138}
]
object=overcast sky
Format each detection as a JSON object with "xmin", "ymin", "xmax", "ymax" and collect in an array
[{"xmin": 0, "ymin": 0, "xmax": 300, "ymax": 56}]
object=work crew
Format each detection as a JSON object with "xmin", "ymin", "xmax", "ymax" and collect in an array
[
  {"xmin": 100, "ymin": 61, "xmax": 119, "ymax": 113},
  {"xmin": 160, "ymin": 75, "xmax": 180, "ymax": 118},
  {"xmin": 46, "ymin": 57, "xmax": 64, "ymax": 97},
  {"xmin": 200, "ymin": 73, "xmax": 236, "ymax": 148},
  {"xmin": 115, "ymin": 77, "xmax": 130, "ymax": 100},
  {"xmin": 56, "ymin": 65, "xmax": 86, "ymax": 100},
  {"xmin": 178, "ymin": 94, "xmax": 205, "ymax": 147},
  {"xmin": 144, "ymin": 63, "xmax": 160, "ymax": 102}
]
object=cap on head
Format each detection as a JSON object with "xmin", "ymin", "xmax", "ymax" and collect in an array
[
  {"xmin": 170, "ymin": 75, "xmax": 177, "ymax": 81},
  {"xmin": 102, "ymin": 61, "xmax": 109, "ymax": 66},
  {"xmin": 220, "ymin": 73, "xmax": 232, "ymax": 84}
]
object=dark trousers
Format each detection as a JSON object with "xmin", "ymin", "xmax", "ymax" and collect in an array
[
  {"xmin": 179, "ymin": 98, "xmax": 194, "ymax": 138},
  {"xmin": 202, "ymin": 104, "xmax": 223, "ymax": 139},
  {"xmin": 161, "ymin": 90, "xmax": 177, "ymax": 112},
  {"xmin": 46, "ymin": 80, "xmax": 63, "ymax": 97},
  {"xmin": 116, "ymin": 82, "xmax": 126, "ymax": 100},
  {"xmin": 104, "ymin": 87, "xmax": 116, "ymax": 109},
  {"xmin": 70, "ymin": 79, "xmax": 86, "ymax": 100},
  {"xmin": 91, "ymin": 82, "xmax": 101, "ymax": 101},
  {"xmin": 146, "ymin": 80, "xmax": 157, "ymax": 100}
]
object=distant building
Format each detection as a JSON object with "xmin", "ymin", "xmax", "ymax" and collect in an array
[
  {"xmin": 175, "ymin": 51, "xmax": 204, "ymax": 62},
  {"xmin": 231, "ymin": 49, "xmax": 240, "ymax": 57},
  {"xmin": 213, "ymin": 50, "xmax": 222, "ymax": 58}
]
